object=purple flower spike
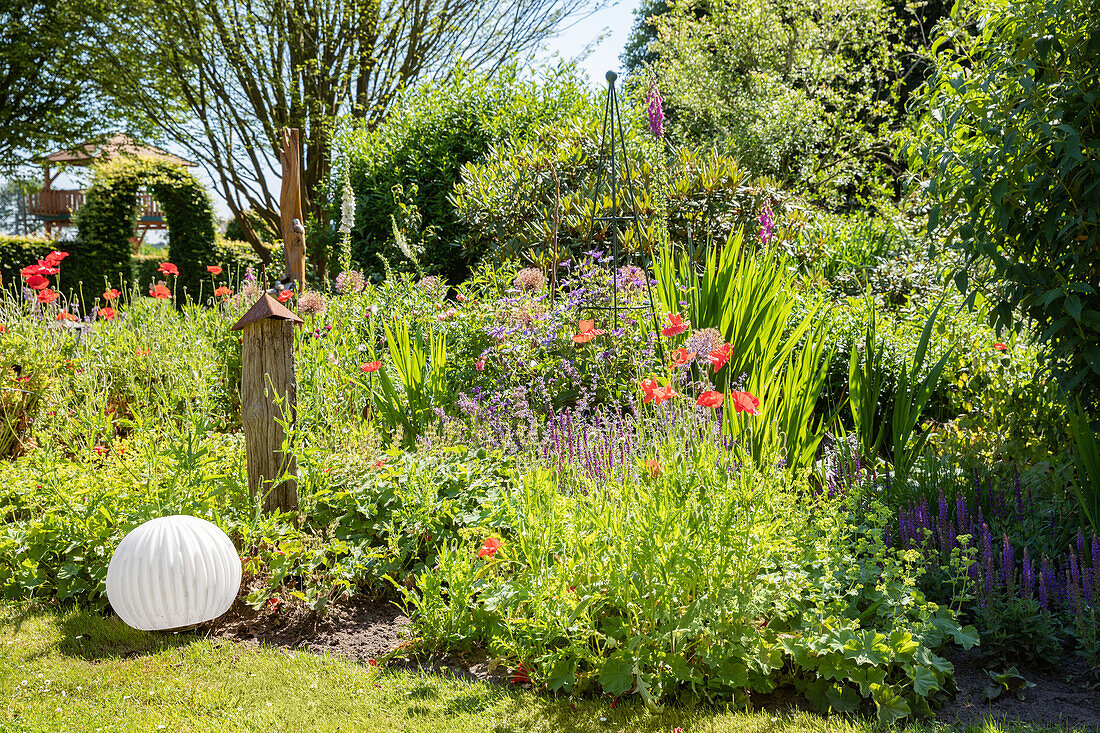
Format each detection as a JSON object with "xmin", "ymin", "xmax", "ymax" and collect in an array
[
  {"xmin": 1022, "ymin": 547, "xmax": 1035, "ymax": 599},
  {"xmin": 1001, "ymin": 534, "xmax": 1015, "ymax": 596},
  {"xmin": 647, "ymin": 82, "xmax": 664, "ymax": 139}
]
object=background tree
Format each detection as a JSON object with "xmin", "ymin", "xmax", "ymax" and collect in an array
[
  {"xmin": 911, "ymin": 0, "xmax": 1100, "ymax": 407},
  {"xmin": 640, "ymin": 0, "xmax": 916, "ymax": 205},
  {"xmin": 0, "ymin": 0, "xmax": 121, "ymax": 169},
  {"xmin": 94, "ymin": 0, "xmax": 592, "ymax": 267}
]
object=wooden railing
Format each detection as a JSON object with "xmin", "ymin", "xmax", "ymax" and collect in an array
[{"xmin": 26, "ymin": 190, "xmax": 165, "ymax": 220}]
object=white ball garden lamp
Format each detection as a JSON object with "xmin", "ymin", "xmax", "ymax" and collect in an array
[{"xmin": 105, "ymin": 515, "xmax": 242, "ymax": 631}]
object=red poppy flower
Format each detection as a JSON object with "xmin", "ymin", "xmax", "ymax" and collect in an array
[
  {"xmin": 510, "ymin": 662, "xmax": 531, "ymax": 685},
  {"xmin": 25, "ymin": 274, "xmax": 49, "ymax": 290},
  {"xmin": 37, "ymin": 288, "xmax": 59, "ymax": 304},
  {"xmin": 645, "ymin": 459, "xmax": 662, "ymax": 478},
  {"xmin": 214, "ymin": 286, "xmax": 233, "ymax": 297},
  {"xmin": 277, "ymin": 290, "xmax": 294, "ymax": 303},
  {"xmin": 158, "ymin": 262, "xmax": 179, "ymax": 276},
  {"xmin": 56, "ymin": 311, "xmax": 77, "ymax": 322},
  {"xmin": 99, "ymin": 307, "xmax": 116, "ymax": 321},
  {"xmin": 44, "ymin": 250, "xmax": 68, "ymax": 265},
  {"xmin": 206, "ymin": 265, "xmax": 223, "ymax": 276},
  {"xmin": 994, "ymin": 342, "xmax": 1007, "ymax": 352},
  {"xmin": 641, "ymin": 378, "xmax": 674, "ymax": 404},
  {"xmin": 731, "ymin": 390, "xmax": 760, "ymax": 415},
  {"xmin": 22, "ymin": 261, "xmax": 58, "ymax": 278},
  {"xmin": 478, "ymin": 537, "xmax": 502, "ymax": 559},
  {"xmin": 360, "ymin": 361, "xmax": 381, "ymax": 373},
  {"xmin": 671, "ymin": 347, "xmax": 696, "ymax": 367},
  {"xmin": 652, "ymin": 385, "xmax": 679, "ymax": 404},
  {"xmin": 149, "ymin": 282, "xmax": 171, "ymax": 299},
  {"xmin": 572, "ymin": 318, "xmax": 605, "ymax": 344},
  {"xmin": 697, "ymin": 390, "xmax": 724, "ymax": 408},
  {"xmin": 660, "ymin": 312, "xmax": 690, "ymax": 337},
  {"xmin": 0, "ymin": 324, "xmax": 6, "ymax": 333},
  {"xmin": 708, "ymin": 343, "xmax": 733, "ymax": 372},
  {"xmin": 136, "ymin": 348, "xmax": 150, "ymax": 357},
  {"xmin": 103, "ymin": 288, "xmax": 121, "ymax": 301}
]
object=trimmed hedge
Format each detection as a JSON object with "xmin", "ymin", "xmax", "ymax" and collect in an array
[
  {"xmin": 74, "ymin": 157, "xmax": 218, "ymax": 302},
  {"xmin": 132, "ymin": 239, "xmax": 268, "ymax": 300},
  {"xmin": 3, "ymin": 235, "xmax": 266, "ymax": 303},
  {"xmin": 0, "ymin": 235, "xmax": 57, "ymax": 291}
]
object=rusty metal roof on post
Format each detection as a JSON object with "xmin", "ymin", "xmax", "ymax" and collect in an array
[{"xmin": 230, "ymin": 293, "xmax": 305, "ymax": 331}]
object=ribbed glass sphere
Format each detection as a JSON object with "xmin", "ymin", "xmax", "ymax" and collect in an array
[{"xmin": 106, "ymin": 515, "xmax": 242, "ymax": 631}]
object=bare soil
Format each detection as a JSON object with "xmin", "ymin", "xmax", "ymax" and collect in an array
[
  {"xmin": 205, "ymin": 596, "xmax": 411, "ymax": 664},
  {"xmin": 936, "ymin": 647, "xmax": 1100, "ymax": 729}
]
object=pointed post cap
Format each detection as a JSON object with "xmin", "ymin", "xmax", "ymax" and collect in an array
[{"xmin": 230, "ymin": 293, "xmax": 305, "ymax": 331}]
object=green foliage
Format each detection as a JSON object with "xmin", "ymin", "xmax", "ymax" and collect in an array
[
  {"xmin": 647, "ymin": 0, "xmax": 908, "ymax": 203},
  {"xmin": 1068, "ymin": 402, "xmax": 1100, "ymax": 533},
  {"xmin": 847, "ymin": 298, "xmax": 953, "ymax": 485},
  {"xmin": 972, "ymin": 598, "xmax": 1061, "ymax": 669},
  {"xmin": 983, "ymin": 667, "xmax": 1037, "ymax": 702},
  {"xmin": 848, "ymin": 301, "xmax": 889, "ymax": 461},
  {"xmin": 398, "ymin": 442, "xmax": 975, "ymax": 720},
  {"xmin": 224, "ymin": 208, "xmax": 277, "ymax": 244},
  {"xmin": 655, "ymin": 234, "xmax": 833, "ymax": 472},
  {"xmin": 890, "ymin": 303, "xmax": 953, "ymax": 485},
  {"xmin": 0, "ymin": 0, "xmax": 118, "ymax": 165},
  {"xmin": 336, "ymin": 64, "xmax": 594, "ymax": 282},
  {"xmin": 453, "ymin": 119, "xmax": 772, "ymax": 269},
  {"xmin": 0, "ymin": 234, "xmax": 55, "ymax": 291},
  {"xmin": 370, "ymin": 320, "xmax": 449, "ymax": 449},
  {"xmin": 307, "ymin": 447, "xmax": 515, "ymax": 608},
  {"xmin": 912, "ymin": 0, "xmax": 1100, "ymax": 404},
  {"xmin": 73, "ymin": 157, "xmax": 218, "ymax": 300}
]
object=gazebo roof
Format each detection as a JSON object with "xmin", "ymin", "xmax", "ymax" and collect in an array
[{"xmin": 37, "ymin": 134, "xmax": 196, "ymax": 167}]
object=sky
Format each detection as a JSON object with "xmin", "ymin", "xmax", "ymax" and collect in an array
[
  {"xmin": 21, "ymin": 0, "xmax": 643, "ymax": 235},
  {"xmin": 540, "ymin": 0, "xmax": 643, "ymax": 88}
]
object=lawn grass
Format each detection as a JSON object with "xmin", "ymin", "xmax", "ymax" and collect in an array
[{"xmin": 0, "ymin": 605, "xmax": 1063, "ymax": 733}]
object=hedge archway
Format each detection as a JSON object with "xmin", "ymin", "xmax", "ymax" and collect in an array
[{"xmin": 72, "ymin": 157, "xmax": 217, "ymax": 301}]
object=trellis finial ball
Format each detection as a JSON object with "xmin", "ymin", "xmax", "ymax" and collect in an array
[
  {"xmin": 106, "ymin": 515, "xmax": 242, "ymax": 631},
  {"xmin": 606, "ymin": 70, "xmax": 618, "ymax": 84}
]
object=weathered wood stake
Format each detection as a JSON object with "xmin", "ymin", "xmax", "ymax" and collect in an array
[
  {"xmin": 279, "ymin": 127, "xmax": 306, "ymax": 289},
  {"xmin": 232, "ymin": 294, "xmax": 304, "ymax": 514}
]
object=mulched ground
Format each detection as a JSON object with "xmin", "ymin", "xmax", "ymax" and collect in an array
[{"xmin": 203, "ymin": 598, "xmax": 1100, "ymax": 727}]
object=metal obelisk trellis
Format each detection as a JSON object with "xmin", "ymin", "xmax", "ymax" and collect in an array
[{"xmin": 581, "ymin": 71, "xmax": 665, "ymax": 362}]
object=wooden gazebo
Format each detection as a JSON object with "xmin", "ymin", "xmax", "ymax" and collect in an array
[{"xmin": 26, "ymin": 135, "xmax": 196, "ymax": 237}]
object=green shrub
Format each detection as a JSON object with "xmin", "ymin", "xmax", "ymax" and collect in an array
[
  {"xmin": 0, "ymin": 234, "xmax": 56, "ymax": 292},
  {"xmin": 912, "ymin": 0, "xmax": 1100, "ymax": 407},
  {"xmin": 453, "ymin": 118, "xmax": 775, "ymax": 269},
  {"xmin": 334, "ymin": 63, "xmax": 594, "ymax": 283}
]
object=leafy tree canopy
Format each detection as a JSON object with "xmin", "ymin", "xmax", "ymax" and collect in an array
[{"xmin": 911, "ymin": 0, "xmax": 1100, "ymax": 406}]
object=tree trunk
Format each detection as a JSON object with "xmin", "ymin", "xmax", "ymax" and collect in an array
[{"xmin": 241, "ymin": 318, "xmax": 299, "ymax": 514}]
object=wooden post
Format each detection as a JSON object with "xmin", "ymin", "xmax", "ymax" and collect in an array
[
  {"xmin": 231, "ymin": 294, "xmax": 305, "ymax": 514},
  {"xmin": 279, "ymin": 128, "xmax": 306, "ymax": 289}
]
